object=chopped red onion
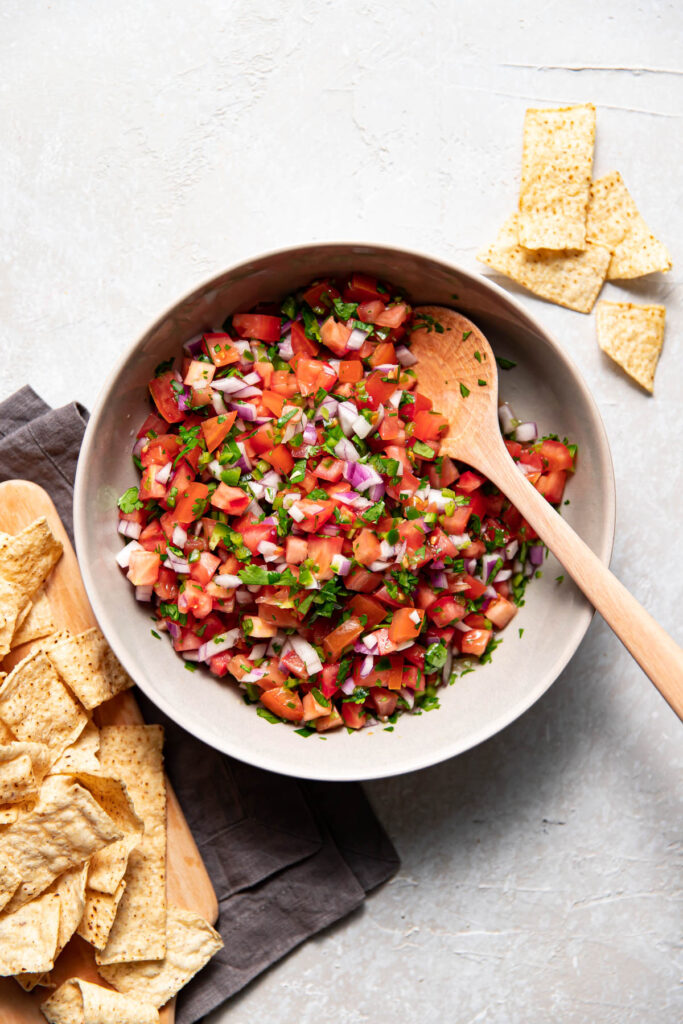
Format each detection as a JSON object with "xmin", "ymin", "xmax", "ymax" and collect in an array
[
  {"xmin": 116, "ymin": 539, "xmax": 142, "ymax": 568},
  {"xmin": 346, "ymin": 327, "xmax": 368, "ymax": 350},
  {"xmin": 214, "ymin": 573, "xmax": 241, "ymax": 588},
  {"xmin": 498, "ymin": 402, "xmax": 517, "ymax": 434},
  {"xmin": 441, "ymin": 648, "xmax": 454, "ymax": 683},
  {"xmin": 302, "ymin": 424, "xmax": 317, "ymax": 444},
  {"xmin": 395, "ymin": 345, "xmax": 418, "ymax": 366},
  {"xmin": 182, "ymin": 333, "xmax": 204, "ymax": 356},
  {"xmin": 493, "ymin": 568, "xmax": 512, "ymax": 582},
  {"xmin": 166, "ymin": 555, "xmax": 190, "ymax": 574},
  {"xmin": 359, "ymin": 654, "xmax": 374, "ymax": 678},
  {"xmin": 454, "ymin": 620, "xmax": 470, "ymax": 633},
  {"xmin": 338, "ymin": 402, "xmax": 359, "ymax": 437},
  {"xmin": 289, "ymin": 636, "xmax": 323, "ymax": 675},
  {"xmin": 278, "ymin": 335, "xmax": 294, "ymax": 360},
  {"xmin": 166, "ymin": 619, "xmax": 182, "ymax": 640},
  {"xmin": 340, "ymin": 677, "xmax": 356, "ymax": 695},
  {"xmin": 118, "ymin": 519, "xmax": 141, "ymax": 540},
  {"xmin": 505, "ymin": 539, "xmax": 519, "ymax": 560},
  {"xmin": 430, "ymin": 569, "xmax": 447, "ymax": 589},
  {"xmin": 367, "ymin": 481, "xmax": 386, "ymax": 502},
  {"xmin": 172, "ymin": 525, "xmax": 188, "ymax": 548},
  {"xmin": 212, "ymin": 377, "xmax": 252, "ymax": 395},
  {"xmin": 228, "ymin": 401, "xmax": 257, "ymax": 421},
  {"xmin": 398, "ymin": 687, "xmax": 415, "ymax": 709},
  {"xmin": 515, "ymin": 421, "xmax": 538, "ymax": 443},
  {"xmin": 135, "ymin": 584, "xmax": 153, "ymax": 602},
  {"xmin": 211, "ymin": 390, "xmax": 228, "ymax": 416},
  {"xmin": 529, "ymin": 544, "xmax": 544, "ymax": 565},
  {"xmin": 132, "ymin": 436, "xmax": 146, "ymax": 457},
  {"xmin": 334, "ymin": 438, "xmax": 360, "ymax": 463},
  {"xmin": 198, "ymin": 628, "xmax": 240, "ymax": 662}
]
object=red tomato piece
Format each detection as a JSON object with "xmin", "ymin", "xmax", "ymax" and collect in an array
[
  {"xmin": 210, "ymin": 483, "xmax": 250, "ymax": 515},
  {"xmin": 201, "ymin": 411, "xmax": 237, "ymax": 453},
  {"xmin": 232, "ymin": 313, "xmax": 281, "ymax": 343},
  {"xmin": 149, "ymin": 371, "xmax": 184, "ymax": 423}
]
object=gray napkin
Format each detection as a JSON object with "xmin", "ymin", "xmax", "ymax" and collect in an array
[{"xmin": 0, "ymin": 385, "xmax": 400, "ymax": 1023}]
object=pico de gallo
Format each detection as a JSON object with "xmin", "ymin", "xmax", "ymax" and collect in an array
[{"xmin": 116, "ymin": 273, "xmax": 576, "ymax": 735}]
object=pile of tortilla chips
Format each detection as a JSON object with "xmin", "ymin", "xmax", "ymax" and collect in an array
[
  {"xmin": 0, "ymin": 518, "xmax": 222, "ymax": 1023},
  {"xmin": 478, "ymin": 104, "xmax": 670, "ymax": 391}
]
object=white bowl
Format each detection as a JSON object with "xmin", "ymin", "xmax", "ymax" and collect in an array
[{"xmin": 74, "ymin": 243, "xmax": 615, "ymax": 781}]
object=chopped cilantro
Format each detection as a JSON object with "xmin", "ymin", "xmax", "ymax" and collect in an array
[
  {"xmin": 460, "ymin": 383, "xmax": 470, "ymax": 398},
  {"xmin": 256, "ymin": 707, "xmax": 282, "ymax": 724},
  {"xmin": 496, "ymin": 356, "xmax": 517, "ymax": 371},
  {"xmin": 117, "ymin": 487, "xmax": 143, "ymax": 514}
]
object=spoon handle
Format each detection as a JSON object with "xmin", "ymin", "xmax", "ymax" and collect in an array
[{"xmin": 482, "ymin": 446, "xmax": 683, "ymax": 719}]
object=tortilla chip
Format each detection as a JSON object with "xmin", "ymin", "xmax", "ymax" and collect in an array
[
  {"xmin": 0, "ymin": 806, "xmax": 19, "ymax": 826},
  {"xmin": 0, "ymin": 517, "xmax": 62, "ymax": 598},
  {"xmin": 0, "ymin": 741, "xmax": 51, "ymax": 806},
  {"xmin": 15, "ymin": 863, "xmax": 89, "ymax": 991},
  {"xmin": 0, "ymin": 752, "xmax": 36, "ymax": 805},
  {"xmin": 41, "ymin": 628, "xmax": 72, "ymax": 652},
  {"xmin": 0, "ymin": 578, "xmax": 25, "ymax": 659},
  {"xmin": 478, "ymin": 213, "xmax": 610, "ymax": 313},
  {"xmin": 518, "ymin": 103, "xmax": 596, "ymax": 250},
  {"xmin": 11, "ymin": 586, "xmax": 54, "ymax": 648},
  {"xmin": 99, "ymin": 905, "xmax": 223, "ymax": 1008},
  {"xmin": 586, "ymin": 171, "xmax": 672, "ymax": 280},
  {"xmin": 41, "ymin": 977, "xmax": 159, "ymax": 1024},
  {"xmin": 47, "ymin": 627, "xmax": 133, "ymax": 711},
  {"xmin": 0, "ymin": 775, "xmax": 122, "ymax": 913},
  {"xmin": 0, "ymin": 708, "xmax": 13, "ymax": 744},
  {"xmin": 596, "ymin": 301, "xmax": 666, "ymax": 393},
  {"xmin": 13, "ymin": 600, "xmax": 32, "ymax": 634},
  {"xmin": 51, "ymin": 720, "xmax": 100, "ymax": 774},
  {"xmin": 77, "ymin": 880, "xmax": 126, "ymax": 950},
  {"xmin": 95, "ymin": 725, "xmax": 166, "ymax": 964},
  {"xmin": 0, "ymin": 861, "xmax": 20, "ymax": 910},
  {"xmin": 0, "ymin": 891, "xmax": 60, "ymax": 975},
  {"xmin": 66, "ymin": 772, "xmax": 144, "ymax": 895},
  {"xmin": 0, "ymin": 651, "xmax": 88, "ymax": 763}
]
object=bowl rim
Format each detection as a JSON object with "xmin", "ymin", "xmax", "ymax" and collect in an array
[{"xmin": 74, "ymin": 241, "xmax": 616, "ymax": 780}]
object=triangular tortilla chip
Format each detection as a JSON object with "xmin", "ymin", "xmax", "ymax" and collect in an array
[
  {"xmin": 41, "ymin": 978, "xmax": 159, "ymax": 1024},
  {"xmin": 0, "ymin": 775, "xmax": 122, "ymax": 913},
  {"xmin": 478, "ymin": 213, "xmax": 610, "ymax": 313},
  {"xmin": 0, "ymin": 891, "xmax": 60, "ymax": 975},
  {"xmin": 587, "ymin": 171, "xmax": 672, "ymax": 279},
  {"xmin": 51, "ymin": 720, "xmax": 100, "ymax": 774},
  {"xmin": 518, "ymin": 103, "xmax": 596, "ymax": 250},
  {"xmin": 77, "ymin": 880, "xmax": 126, "ymax": 950},
  {"xmin": 0, "ymin": 651, "xmax": 88, "ymax": 763},
  {"xmin": 11, "ymin": 586, "xmax": 54, "ymax": 648},
  {"xmin": 98, "ymin": 905, "xmax": 223, "ymax": 1008},
  {"xmin": 0, "ymin": 517, "xmax": 62, "ymax": 598},
  {"xmin": 47, "ymin": 627, "xmax": 133, "ymax": 711},
  {"xmin": 596, "ymin": 301, "xmax": 665, "ymax": 393},
  {"xmin": 95, "ymin": 726, "xmax": 166, "ymax": 965},
  {"xmin": 14, "ymin": 863, "xmax": 88, "ymax": 990}
]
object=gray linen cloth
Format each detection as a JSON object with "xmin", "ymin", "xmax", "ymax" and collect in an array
[{"xmin": 0, "ymin": 385, "xmax": 399, "ymax": 1023}]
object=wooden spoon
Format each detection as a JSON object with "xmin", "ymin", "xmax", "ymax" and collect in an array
[{"xmin": 410, "ymin": 306, "xmax": 683, "ymax": 719}]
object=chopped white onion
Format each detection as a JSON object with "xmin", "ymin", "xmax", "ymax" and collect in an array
[
  {"xmin": 198, "ymin": 628, "xmax": 241, "ymax": 662},
  {"xmin": 172, "ymin": 525, "xmax": 188, "ymax": 548},
  {"xmin": 289, "ymin": 635, "xmax": 323, "ymax": 675},
  {"xmin": 155, "ymin": 461, "xmax": 173, "ymax": 485},
  {"xmin": 214, "ymin": 573, "xmax": 241, "ymax": 588},
  {"xmin": 352, "ymin": 414, "xmax": 373, "ymax": 439},
  {"xmin": 116, "ymin": 540, "xmax": 142, "ymax": 568},
  {"xmin": 118, "ymin": 519, "xmax": 141, "ymax": 539},
  {"xmin": 288, "ymin": 503, "xmax": 305, "ymax": 523}
]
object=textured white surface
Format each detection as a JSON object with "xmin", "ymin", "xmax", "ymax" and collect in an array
[{"xmin": 1, "ymin": 2, "xmax": 682, "ymax": 1022}]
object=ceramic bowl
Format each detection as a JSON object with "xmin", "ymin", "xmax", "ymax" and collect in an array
[{"xmin": 74, "ymin": 243, "xmax": 615, "ymax": 781}]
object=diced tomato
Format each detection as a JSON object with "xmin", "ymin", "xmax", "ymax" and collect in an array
[
  {"xmin": 323, "ymin": 616, "xmax": 364, "ymax": 659},
  {"xmin": 270, "ymin": 370, "xmax": 298, "ymax": 398},
  {"xmin": 296, "ymin": 356, "xmax": 338, "ymax": 397},
  {"xmin": 352, "ymin": 529, "xmax": 381, "ymax": 567},
  {"xmin": 316, "ymin": 708, "xmax": 344, "ymax": 731},
  {"xmin": 348, "ymin": 594, "xmax": 386, "ymax": 629},
  {"xmin": 307, "ymin": 536, "xmax": 343, "ymax": 580},
  {"xmin": 401, "ymin": 664, "xmax": 422, "ymax": 690},
  {"xmin": 260, "ymin": 687, "xmax": 304, "ymax": 722},
  {"xmin": 367, "ymin": 688, "xmax": 399, "ymax": 717},
  {"xmin": 413, "ymin": 410, "xmax": 449, "ymax": 442},
  {"xmin": 178, "ymin": 583, "xmax": 212, "ymax": 619},
  {"xmin": 209, "ymin": 651, "xmax": 233, "ymax": 677},
  {"xmin": 149, "ymin": 371, "xmax": 185, "ymax": 423},
  {"xmin": 285, "ymin": 536, "xmax": 308, "ymax": 564},
  {"xmin": 139, "ymin": 521, "xmax": 166, "ymax": 555},
  {"xmin": 388, "ymin": 607, "xmax": 424, "ymax": 645},
  {"xmin": 302, "ymin": 280, "xmax": 340, "ymax": 314},
  {"xmin": 340, "ymin": 702, "xmax": 368, "ymax": 730},
  {"xmin": 442, "ymin": 505, "xmax": 472, "ymax": 534},
  {"xmin": 174, "ymin": 482, "xmax": 210, "ymax": 523},
  {"xmin": 368, "ymin": 342, "xmax": 396, "ymax": 367},
  {"xmin": 320, "ymin": 663, "xmax": 341, "ymax": 699},
  {"xmin": 201, "ymin": 412, "xmax": 237, "ymax": 452},
  {"xmin": 263, "ymin": 444, "xmax": 294, "ymax": 475},
  {"xmin": 211, "ymin": 484, "xmax": 250, "ymax": 515},
  {"xmin": 379, "ymin": 412, "xmax": 401, "ymax": 441},
  {"xmin": 538, "ymin": 439, "xmax": 574, "ymax": 472},
  {"xmin": 462, "ymin": 577, "xmax": 489, "ymax": 598},
  {"xmin": 320, "ymin": 317, "xmax": 352, "ymax": 356},
  {"xmin": 141, "ymin": 434, "xmax": 182, "ymax": 467},
  {"xmin": 428, "ymin": 455, "xmax": 458, "ymax": 488},
  {"xmin": 127, "ymin": 550, "xmax": 160, "ymax": 586},
  {"xmin": 374, "ymin": 303, "xmax": 408, "ymax": 328},
  {"xmin": 203, "ymin": 333, "xmax": 240, "ymax": 367},
  {"xmin": 518, "ymin": 448, "xmax": 544, "ymax": 474},
  {"xmin": 232, "ymin": 313, "xmax": 281, "ymax": 343},
  {"xmin": 139, "ymin": 464, "xmax": 167, "ymax": 500},
  {"xmin": 338, "ymin": 359, "xmax": 363, "ymax": 383},
  {"xmin": 457, "ymin": 470, "xmax": 486, "ymax": 494},
  {"xmin": 362, "ymin": 370, "xmax": 399, "ymax": 409},
  {"xmin": 137, "ymin": 413, "xmax": 167, "ymax": 439},
  {"xmin": 426, "ymin": 595, "xmax": 467, "ymax": 627},
  {"xmin": 536, "ymin": 470, "xmax": 567, "ymax": 504},
  {"xmin": 315, "ymin": 457, "xmax": 344, "ymax": 482},
  {"xmin": 296, "ymin": 499, "xmax": 335, "ymax": 532},
  {"xmin": 460, "ymin": 628, "xmax": 492, "ymax": 658},
  {"xmin": 485, "ymin": 595, "xmax": 517, "ymax": 629},
  {"xmin": 344, "ymin": 567, "xmax": 382, "ymax": 592},
  {"xmin": 344, "ymin": 273, "xmax": 385, "ymax": 303},
  {"xmin": 399, "ymin": 391, "xmax": 432, "ymax": 422}
]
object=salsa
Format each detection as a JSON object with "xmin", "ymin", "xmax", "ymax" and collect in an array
[{"xmin": 116, "ymin": 273, "xmax": 575, "ymax": 734}]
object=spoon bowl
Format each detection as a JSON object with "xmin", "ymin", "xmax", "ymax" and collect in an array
[{"xmin": 411, "ymin": 305, "xmax": 683, "ymax": 720}]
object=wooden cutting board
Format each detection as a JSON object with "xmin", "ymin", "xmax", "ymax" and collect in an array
[{"xmin": 0, "ymin": 480, "xmax": 219, "ymax": 1022}]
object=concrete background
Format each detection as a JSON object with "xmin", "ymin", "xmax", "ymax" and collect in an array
[{"xmin": 1, "ymin": 2, "xmax": 681, "ymax": 1021}]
